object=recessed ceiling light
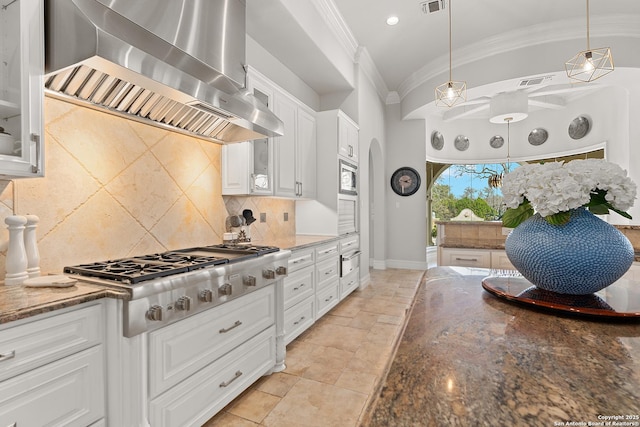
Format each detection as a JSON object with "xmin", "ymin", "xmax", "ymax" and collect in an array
[{"xmin": 386, "ymin": 16, "xmax": 399, "ymax": 26}]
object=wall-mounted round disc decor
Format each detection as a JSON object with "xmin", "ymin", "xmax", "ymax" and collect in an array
[
  {"xmin": 489, "ymin": 135, "xmax": 504, "ymax": 149},
  {"xmin": 568, "ymin": 116, "xmax": 590, "ymax": 140},
  {"xmin": 454, "ymin": 135, "xmax": 469, "ymax": 151},
  {"xmin": 528, "ymin": 128, "xmax": 548, "ymax": 146},
  {"xmin": 431, "ymin": 131, "xmax": 444, "ymax": 150}
]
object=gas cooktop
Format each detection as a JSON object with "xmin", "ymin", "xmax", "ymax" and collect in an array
[{"xmin": 63, "ymin": 244, "xmax": 281, "ymax": 284}]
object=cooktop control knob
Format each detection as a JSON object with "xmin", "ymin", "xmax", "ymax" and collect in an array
[
  {"xmin": 276, "ymin": 266, "xmax": 288, "ymax": 275},
  {"xmin": 199, "ymin": 289, "xmax": 213, "ymax": 303},
  {"xmin": 263, "ymin": 269, "xmax": 276, "ymax": 279},
  {"xmin": 243, "ymin": 275, "xmax": 257, "ymax": 287},
  {"xmin": 219, "ymin": 283, "xmax": 233, "ymax": 296},
  {"xmin": 175, "ymin": 296, "xmax": 192, "ymax": 311},
  {"xmin": 146, "ymin": 305, "xmax": 163, "ymax": 321}
]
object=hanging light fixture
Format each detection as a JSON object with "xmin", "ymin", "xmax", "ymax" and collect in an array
[
  {"xmin": 565, "ymin": 0, "xmax": 614, "ymax": 82},
  {"xmin": 435, "ymin": 0, "xmax": 466, "ymax": 107},
  {"xmin": 488, "ymin": 117, "xmax": 513, "ymax": 189}
]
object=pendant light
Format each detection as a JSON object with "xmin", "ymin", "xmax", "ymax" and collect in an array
[
  {"xmin": 435, "ymin": 0, "xmax": 466, "ymax": 107},
  {"xmin": 565, "ymin": 0, "xmax": 614, "ymax": 82}
]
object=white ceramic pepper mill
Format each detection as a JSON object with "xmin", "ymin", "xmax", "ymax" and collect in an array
[
  {"xmin": 5, "ymin": 215, "xmax": 29, "ymax": 286},
  {"xmin": 24, "ymin": 214, "xmax": 40, "ymax": 278}
]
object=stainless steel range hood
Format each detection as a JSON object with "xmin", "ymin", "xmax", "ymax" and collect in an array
[{"xmin": 44, "ymin": 0, "xmax": 283, "ymax": 144}]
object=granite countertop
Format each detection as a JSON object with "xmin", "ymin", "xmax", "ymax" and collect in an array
[
  {"xmin": 254, "ymin": 234, "xmax": 341, "ymax": 251},
  {"xmin": 365, "ymin": 266, "xmax": 640, "ymax": 426},
  {"xmin": 0, "ymin": 280, "xmax": 128, "ymax": 326}
]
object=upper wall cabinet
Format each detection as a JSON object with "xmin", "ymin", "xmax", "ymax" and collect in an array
[
  {"xmin": 0, "ymin": 0, "xmax": 44, "ymax": 178},
  {"xmin": 222, "ymin": 68, "xmax": 316, "ymax": 199},
  {"xmin": 337, "ymin": 112, "xmax": 359, "ymax": 163}
]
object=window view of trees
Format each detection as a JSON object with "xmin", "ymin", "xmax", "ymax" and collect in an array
[{"xmin": 431, "ymin": 163, "xmax": 515, "ymax": 221}]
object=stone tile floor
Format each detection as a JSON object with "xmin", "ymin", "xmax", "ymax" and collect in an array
[{"xmin": 203, "ymin": 268, "xmax": 426, "ymax": 426}]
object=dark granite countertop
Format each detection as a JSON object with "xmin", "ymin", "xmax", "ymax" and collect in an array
[
  {"xmin": 0, "ymin": 280, "xmax": 128, "ymax": 326},
  {"xmin": 364, "ymin": 266, "xmax": 640, "ymax": 426}
]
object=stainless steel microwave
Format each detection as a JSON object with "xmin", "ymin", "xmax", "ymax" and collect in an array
[{"xmin": 339, "ymin": 159, "xmax": 357, "ymax": 195}]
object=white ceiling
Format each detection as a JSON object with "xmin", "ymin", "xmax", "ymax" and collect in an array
[{"xmin": 247, "ymin": 0, "xmax": 640, "ymax": 120}]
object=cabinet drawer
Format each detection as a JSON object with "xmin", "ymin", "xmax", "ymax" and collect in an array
[
  {"xmin": 440, "ymin": 248, "xmax": 491, "ymax": 268},
  {"xmin": 149, "ymin": 326, "xmax": 276, "ymax": 427},
  {"xmin": 288, "ymin": 248, "xmax": 315, "ymax": 273},
  {"xmin": 315, "ymin": 241, "xmax": 339, "ymax": 262},
  {"xmin": 148, "ymin": 285, "xmax": 275, "ymax": 398},
  {"xmin": 316, "ymin": 257, "xmax": 340, "ymax": 286},
  {"xmin": 340, "ymin": 268, "xmax": 360, "ymax": 299},
  {"xmin": 339, "ymin": 234, "xmax": 360, "ymax": 253},
  {"xmin": 284, "ymin": 297, "xmax": 315, "ymax": 345},
  {"xmin": 283, "ymin": 267, "xmax": 315, "ymax": 310},
  {"xmin": 316, "ymin": 281, "xmax": 340, "ymax": 318},
  {"xmin": 0, "ymin": 345, "xmax": 104, "ymax": 427},
  {"xmin": 0, "ymin": 304, "xmax": 103, "ymax": 382}
]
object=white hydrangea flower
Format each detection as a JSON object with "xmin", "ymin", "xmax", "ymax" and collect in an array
[{"xmin": 502, "ymin": 159, "xmax": 637, "ymax": 219}]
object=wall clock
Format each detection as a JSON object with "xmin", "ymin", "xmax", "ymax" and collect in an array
[{"xmin": 390, "ymin": 167, "xmax": 421, "ymax": 196}]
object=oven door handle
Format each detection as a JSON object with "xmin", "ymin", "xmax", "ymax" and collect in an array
[{"xmin": 342, "ymin": 251, "xmax": 361, "ymax": 261}]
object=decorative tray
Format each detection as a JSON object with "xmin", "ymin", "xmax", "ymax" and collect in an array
[{"xmin": 482, "ymin": 271, "xmax": 640, "ymax": 319}]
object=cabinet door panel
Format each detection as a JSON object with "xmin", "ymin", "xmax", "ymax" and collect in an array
[
  {"xmin": 0, "ymin": 346, "xmax": 104, "ymax": 427},
  {"xmin": 297, "ymin": 108, "xmax": 316, "ymax": 198},
  {"xmin": 273, "ymin": 94, "xmax": 297, "ymax": 197}
]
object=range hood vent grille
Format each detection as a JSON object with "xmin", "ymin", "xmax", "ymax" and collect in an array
[{"xmin": 45, "ymin": 65, "xmax": 244, "ymax": 143}]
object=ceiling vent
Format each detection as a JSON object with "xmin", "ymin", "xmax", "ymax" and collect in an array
[
  {"xmin": 518, "ymin": 75, "xmax": 553, "ymax": 87},
  {"xmin": 421, "ymin": 0, "xmax": 445, "ymax": 14}
]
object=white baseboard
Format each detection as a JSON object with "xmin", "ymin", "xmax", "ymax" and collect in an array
[
  {"xmin": 371, "ymin": 259, "xmax": 387, "ymax": 270},
  {"xmin": 385, "ymin": 259, "xmax": 429, "ymax": 270}
]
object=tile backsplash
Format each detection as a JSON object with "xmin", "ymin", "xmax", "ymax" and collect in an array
[{"xmin": 0, "ymin": 97, "xmax": 294, "ymax": 278}]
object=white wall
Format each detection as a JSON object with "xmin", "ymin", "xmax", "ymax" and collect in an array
[{"xmin": 384, "ymin": 104, "xmax": 428, "ymax": 269}]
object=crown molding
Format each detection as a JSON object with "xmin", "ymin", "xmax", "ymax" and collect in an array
[
  {"xmin": 312, "ymin": 0, "xmax": 359, "ymax": 60},
  {"xmin": 398, "ymin": 14, "xmax": 640, "ymax": 101},
  {"xmin": 355, "ymin": 46, "xmax": 391, "ymax": 102}
]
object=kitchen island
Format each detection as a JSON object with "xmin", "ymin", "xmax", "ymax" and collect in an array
[{"xmin": 364, "ymin": 267, "xmax": 640, "ymax": 427}]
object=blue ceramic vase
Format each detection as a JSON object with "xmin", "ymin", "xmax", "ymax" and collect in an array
[{"xmin": 505, "ymin": 208, "xmax": 634, "ymax": 295}]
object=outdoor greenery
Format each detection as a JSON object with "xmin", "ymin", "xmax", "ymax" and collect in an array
[{"xmin": 432, "ymin": 164, "xmax": 510, "ymax": 221}]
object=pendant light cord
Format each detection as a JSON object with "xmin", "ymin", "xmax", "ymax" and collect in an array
[
  {"xmin": 586, "ymin": 0, "xmax": 590, "ymax": 50},
  {"xmin": 506, "ymin": 119, "xmax": 511, "ymax": 172},
  {"xmin": 448, "ymin": 0, "xmax": 453, "ymax": 82}
]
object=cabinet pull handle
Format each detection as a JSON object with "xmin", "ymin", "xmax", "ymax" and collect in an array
[
  {"xmin": 293, "ymin": 283, "xmax": 305, "ymax": 291},
  {"xmin": 219, "ymin": 371, "xmax": 243, "ymax": 388},
  {"xmin": 293, "ymin": 316, "xmax": 306, "ymax": 325},
  {"xmin": 325, "ymin": 270, "xmax": 333, "ymax": 275},
  {"xmin": 219, "ymin": 320, "xmax": 242, "ymax": 333},
  {"xmin": 0, "ymin": 350, "xmax": 16, "ymax": 362},
  {"xmin": 455, "ymin": 257, "xmax": 478, "ymax": 262},
  {"xmin": 324, "ymin": 296, "xmax": 334, "ymax": 302}
]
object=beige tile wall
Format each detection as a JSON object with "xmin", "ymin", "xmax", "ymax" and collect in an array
[{"xmin": 0, "ymin": 97, "xmax": 294, "ymax": 277}]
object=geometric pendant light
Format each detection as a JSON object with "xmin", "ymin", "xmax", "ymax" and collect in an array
[
  {"xmin": 565, "ymin": 0, "xmax": 614, "ymax": 82},
  {"xmin": 435, "ymin": 0, "xmax": 466, "ymax": 107}
]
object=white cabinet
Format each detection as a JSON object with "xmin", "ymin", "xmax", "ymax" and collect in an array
[
  {"xmin": 338, "ymin": 113, "xmax": 359, "ymax": 163},
  {"xmin": 0, "ymin": 303, "xmax": 105, "ymax": 426},
  {"xmin": 222, "ymin": 139, "xmax": 273, "ymax": 195},
  {"xmin": 296, "ymin": 109, "xmax": 359, "ymax": 236},
  {"xmin": 0, "ymin": 0, "xmax": 44, "ymax": 177},
  {"xmin": 438, "ymin": 247, "xmax": 516, "ymax": 270},
  {"xmin": 283, "ymin": 247, "xmax": 315, "ymax": 345},
  {"xmin": 223, "ymin": 68, "xmax": 316, "ymax": 199},
  {"xmin": 273, "ymin": 92, "xmax": 316, "ymax": 199},
  {"xmin": 148, "ymin": 285, "xmax": 277, "ymax": 426}
]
